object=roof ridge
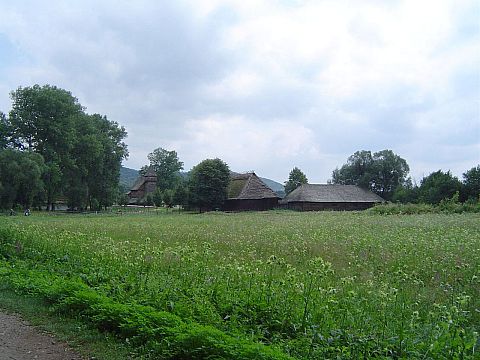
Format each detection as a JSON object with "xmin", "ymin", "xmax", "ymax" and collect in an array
[{"xmin": 237, "ymin": 173, "xmax": 253, "ymax": 198}]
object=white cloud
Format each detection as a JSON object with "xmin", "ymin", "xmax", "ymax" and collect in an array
[{"xmin": 0, "ymin": 0, "xmax": 478, "ymax": 182}]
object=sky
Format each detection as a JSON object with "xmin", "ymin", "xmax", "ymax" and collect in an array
[{"xmin": 0, "ymin": 0, "xmax": 478, "ymax": 184}]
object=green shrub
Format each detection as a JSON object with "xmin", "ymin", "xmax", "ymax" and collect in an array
[{"xmin": 0, "ymin": 263, "xmax": 293, "ymax": 360}]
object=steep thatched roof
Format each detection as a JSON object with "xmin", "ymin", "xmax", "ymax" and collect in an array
[
  {"xmin": 129, "ymin": 176, "xmax": 146, "ymax": 191},
  {"xmin": 280, "ymin": 184, "xmax": 384, "ymax": 203},
  {"xmin": 228, "ymin": 173, "xmax": 279, "ymax": 200},
  {"xmin": 128, "ymin": 167, "xmax": 156, "ymax": 192}
]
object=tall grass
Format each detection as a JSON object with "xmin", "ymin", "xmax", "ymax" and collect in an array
[{"xmin": 0, "ymin": 211, "xmax": 478, "ymax": 359}]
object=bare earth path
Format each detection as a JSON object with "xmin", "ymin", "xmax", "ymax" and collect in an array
[{"xmin": 0, "ymin": 312, "xmax": 84, "ymax": 360}]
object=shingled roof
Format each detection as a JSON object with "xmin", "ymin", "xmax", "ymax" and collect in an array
[
  {"xmin": 228, "ymin": 173, "xmax": 279, "ymax": 200},
  {"xmin": 128, "ymin": 167, "xmax": 156, "ymax": 192},
  {"xmin": 281, "ymin": 184, "xmax": 384, "ymax": 203}
]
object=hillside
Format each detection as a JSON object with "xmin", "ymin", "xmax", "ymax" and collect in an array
[
  {"xmin": 120, "ymin": 166, "xmax": 285, "ymax": 197},
  {"xmin": 120, "ymin": 166, "xmax": 139, "ymax": 189}
]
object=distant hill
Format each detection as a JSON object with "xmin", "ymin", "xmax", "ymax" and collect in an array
[
  {"xmin": 120, "ymin": 166, "xmax": 285, "ymax": 197},
  {"xmin": 120, "ymin": 166, "xmax": 139, "ymax": 189},
  {"xmin": 259, "ymin": 177, "xmax": 285, "ymax": 198}
]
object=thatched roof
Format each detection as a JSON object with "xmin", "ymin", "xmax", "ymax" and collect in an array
[
  {"xmin": 228, "ymin": 173, "xmax": 279, "ymax": 200},
  {"xmin": 129, "ymin": 176, "xmax": 145, "ymax": 192},
  {"xmin": 280, "ymin": 184, "xmax": 384, "ymax": 203},
  {"xmin": 128, "ymin": 167, "xmax": 156, "ymax": 192}
]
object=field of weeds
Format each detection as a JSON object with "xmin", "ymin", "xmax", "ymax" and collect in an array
[{"xmin": 0, "ymin": 211, "xmax": 478, "ymax": 359}]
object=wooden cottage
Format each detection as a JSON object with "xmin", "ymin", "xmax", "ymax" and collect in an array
[
  {"xmin": 279, "ymin": 184, "xmax": 384, "ymax": 211},
  {"xmin": 127, "ymin": 167, "xmax": 157, "ymax": 204},
  {"xmin": 223, "ymin": 172, "xmax": 280, "ymax": 211}
]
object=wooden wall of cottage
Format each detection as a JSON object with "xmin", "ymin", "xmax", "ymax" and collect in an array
[
  {"xmin": 223, "ymin": 198, "xmax": 279, "ymax": 211},
  {"xmin": 282, "ymin": 202, "xmax": 377, "ymax": 211}
]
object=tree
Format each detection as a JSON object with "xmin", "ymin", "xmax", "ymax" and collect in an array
[
  {"xmin": 332, "ymin": 150, "xmax": 374, "ymax": 189},
  {"xmin": 173, "ymin": 183, "xmax": 189, "ymax": 208},
  {"xmin": 418, "ymin": 170, "xmax": 462, "ymax": 204},
  {"xmin": 0, "ymin": 112, "xmax": 16, "ymax": 149},
  {"xmin": 0, "ymin": 149, "xmax": 45, "ymax": 209},
  {"xmin": 6, "ymin": 85, "xmax": 128, "ymax": 210},
  {"xmin": 391, "ymin": 178, "xmax": 419, "ymax": 203},
  {"xmin": 9, "ymin": 85, "xmax": 84, "ymax": 151},
  {"xmin": 162, "ymin": 189, "xmax": 175, "ymax": 208},
  {"xmin": 284, "ymin": 167, "xmax": 308, "ymax": 194},
  {"xmin": 188, "ymin": 158, "xmax": 230, "ymax": 211},
  {"xmin": 8, "ymin": 85, "xmax": 83, "ymax": 209},
  {"xmin": 331, "ymin": 149, "xmax": 409, "ymax": 201},
  {"xmin": 370, "ymin": 150, "xmax": 410, "ymax": 200},
  {"xmin": 117, "ymin": 192, "xmax": 129, "ymax": 207},
  {"xmin": 84, "ymin": 114, "xmax": 128, "ymax": 209},
  {"xmin": 153, "ymin": 188, "xmax": 163, "ymax": 207},
  {"xmin": 146, "ymin": 148, "xmax": 183, "ymax": 191},
  {"xmin": 461, "ymin": 165, "xmax": 480, "ymax": 201}
]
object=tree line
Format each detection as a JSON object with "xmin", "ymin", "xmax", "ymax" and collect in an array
[
  {"xmin": 131, "ymin": 146, "xmax": 478, "ymax": 211},
  {"xmin": 124, "ymin": 147, "xmax": 230, "ymax": 212},
  {"xmin": 285, "ymin": 150, "xmax": 479, "ymax": 204},
  {"xmin": 1, "ymin": 84, "xmax": 477, "ymax": 211},
  {"xmin": 0, "ymin": 85, "xmax": 128, "ymax": 211}
]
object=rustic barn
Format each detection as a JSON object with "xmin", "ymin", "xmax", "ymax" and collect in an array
[
  {"xmin": 223, "ymin": 172, "xmax": 280, "ymax": 211},
  {"xmin": 127, "ymin": 167, "xmax": 157, "ymax": 204},
  {"xmin": 279, "ymin": 184, "xmax": 384, "ymax": 211}
]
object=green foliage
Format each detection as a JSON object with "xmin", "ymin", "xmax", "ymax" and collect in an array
[
  {"xmin": 144, "ymin": 194, "xmax": 154, "ymax": 206},
  {"xmin": 461, "ymin": 165, "xmax": 480, "ymax": 202},
  {"xmin": 369, "ymin": 196, "xmax": 480, "ymax": 215},
  {"xmin": 0, "ymin": 149, "xmax": 46, "ymax": 209},
  {"xmin": 284, "ymin": 167, "xmax": 308, "ymax": 194},
  {"xmin": 188, "ymin": 158, "xmax": 230, "ymax": 211},
  {"xmin": 173, "ymin": 182, "xmax": 189, "ymax": 208},
  {"xmin": 162, "ymin": 189, "xmax": 175, "ymax": 208},
  {"xmin": 0, "ymin": 111, "xmax": 16, "ymax": 149},
  {"xmin": 0, "ymin": 264, "xmax": 292, "ymax": 360},
  {"xmin": 332, "ymin": 150, "xmax": 409, "ymax": 201},
  {"xmin": 146, "ymin": 148, "xmax": 184, "ymax": 192},
  {"xmin": 0, "ymin": 212, "xmax": 478, "ymax": 359},
  {"xmin": 391, "ymin": 179, "xmax": 419, "ymax": 203},
  {"xmin": 332, "ymin": 150, "xmax": 374, "ymax": 188},
  {"xmin": 419, "ymin": 170, "xmax": 462, "ymax": 205},
  {"xmin": 4, "ymin": 85, "xmax": 128, "ymax": 210},
  {"xmin": 152, "ymin": 188, "xmax": 163, "ymax": 207},
  {"xmin": 117, "ymin": 192, "xmax": 129, "ymax": 207}
]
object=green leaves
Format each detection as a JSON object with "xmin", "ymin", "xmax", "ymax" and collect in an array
[
  {"xmin": 1, "ymin": 85, "xmax": 128, "ymax": 210},
  {"xmin": 284, "ymin": 167, "xmax": 308, "ymax": 195},
  {"xmin": 188, "ymin": 158, "xmax": 230, "ymax": 211},
  {"xmin": 331, "ymin": 149, "xmax": 410, "ymax": 201}
]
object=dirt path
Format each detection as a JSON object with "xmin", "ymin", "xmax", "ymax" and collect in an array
[{"xmin": 0, "ymin": 312, "xmax": 84, "ymax": 360}]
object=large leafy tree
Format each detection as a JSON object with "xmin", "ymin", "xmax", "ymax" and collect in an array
[
  {"xmin": 143, "ymin": 148, "xmax": 184, "ymax": 191},
  {"xmin": 0, "ymin": 149, "xmax": 45, "ymax": 209},
  {"xmin": 332, "ymin": 150, "xmax": 375, "ymax": 189},
  {"xmin": 0, "ymin": 112, "xmax": 16, "ymax": 149},
  {"xmin": 461, "ymin": 165, "xmax": 480, "ymax": 201},
  {"xmin": 370, "ymin": 150, "xmax": 410, "ymax": 199},
  {"xmin": 284, "ymin": 167, "xmax": 308, "ymax": 194},
  {"xmin": 173, "ymin": 182, "xmax": 189, "ymax": 208},
  {"xmin": 188, "ymin": 158, "xmax": 230, "ymax": 211},
  {"xmin": 6, "ymin": 84, "xmax": 128, "ymax": 210},
  {"xmin": 85, "ymin": 114, "xmax": 128, "ymax": 209},
  {"xmin": 8, "ymin": 85, "xmax": 83, "ymax": 209},
  {"xmin": 331, "ymin": 149, "xmax": 409, "ymax": 201},
  {"xmin": 418, "ymin": 170, "xmax": 462, "ymax": 204},
  {"xmin": 9, "ymin": 85, "xmax": 83, "ymax": 152}
]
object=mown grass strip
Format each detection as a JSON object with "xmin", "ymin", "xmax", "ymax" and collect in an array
[{"xmin": 0, "ymin": 262, "xmax": 294, "ymax": 360}]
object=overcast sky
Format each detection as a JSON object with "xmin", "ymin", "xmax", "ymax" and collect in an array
[{"xmin": 0, "ymin": 0, "xmax": 478, "ymax": 183}]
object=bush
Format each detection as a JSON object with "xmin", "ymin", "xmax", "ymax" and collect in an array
[
  {"xmin": 369, "ymin": 195, "xmax": 480, "ymax": 215},
  {"xmin": 0, "ymin": 263, "xmax": 292, "ymax": 360}
]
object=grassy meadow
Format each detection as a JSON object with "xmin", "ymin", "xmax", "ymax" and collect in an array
[{"xmin": 0, "ymin": 211, "xmax": 478, "ymax": 359}]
